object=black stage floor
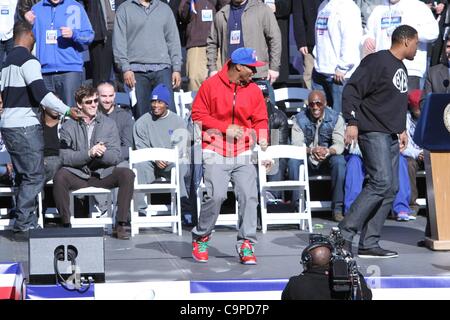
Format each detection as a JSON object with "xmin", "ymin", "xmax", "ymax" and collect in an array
[{"xmin": 2, "ymin": 212, "xmax": 450, "ymax": 284}]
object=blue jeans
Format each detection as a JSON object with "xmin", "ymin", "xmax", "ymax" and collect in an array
[
  {"xmin": 43, "ymin": 71, "xmax": 83, "ymax": 107},
  {"xmin": 339, "ymin": 132, "xmax": 399, "ymax": 249},
  {"xmin": 134, "ymin": 68, "xmax": 175, "ymax": 119},
  {"xmin": 1, "ymin": 125, "xmax": 45, "ymax": 232},
  {"xmin": 267, "ymin": 158, "xmax": 287, "ymax": 199},
  {"xmin": 344, "ymin": 155, "xmax": 365, "ymax": 214},
  {"xmin": 0, "ymin": 38, "xmax": 14, "ymax": 70},
  {"xmin": 288, "ymin": 154, "xmax": 346, "ymax": 213},
  {"xmin": 312, "ymin": 68, "xmax": 345, "ymax": 114},
  {"xmin": 344, "ymin": 154, "xmax": 411, "ymax": 215},
  {"xmin": 392, "ymin": 155, "xmax": 411, "ymax": 214},
  {"xmin": 44, "ymin": 155, "xmax": 62, "ymax": 183}
]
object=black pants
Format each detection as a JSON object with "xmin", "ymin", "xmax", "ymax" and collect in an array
[
  {"xmin": 89, "ymin": 30, "xmax": 114, "ymax": 87},
  {"xmin": 53, "ymin": 167, "xmax": 135, "ymax": 224}
]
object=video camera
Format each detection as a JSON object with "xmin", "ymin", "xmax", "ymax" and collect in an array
[{"xmin": 308, "ymin": 227, "xmax": 363, "ymax": 300}]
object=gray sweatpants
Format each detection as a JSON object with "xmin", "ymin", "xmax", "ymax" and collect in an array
[{"xmin": 192, "ymin": 152, "xmax": 258, "ymax": 247}]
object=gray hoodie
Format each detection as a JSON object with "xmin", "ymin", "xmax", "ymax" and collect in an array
[{"xmin": 113, "ymin": 0, "xmax": 182, "ymax": 72}]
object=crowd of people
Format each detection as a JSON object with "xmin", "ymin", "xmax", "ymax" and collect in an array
[{"xmin": 0, "ymin": 1, "xmax": 447, "ymax": 273}]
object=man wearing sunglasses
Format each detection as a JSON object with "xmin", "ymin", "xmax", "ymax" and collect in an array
[
  {"xmin": 53, "ymin": 85, "xmax": 135, "ymax": 240},
  {"xmin": 288, "ymin": 90, "xmax": 346, "ymax": 223}
]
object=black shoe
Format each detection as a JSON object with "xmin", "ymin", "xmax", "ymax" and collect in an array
[
  {"xmin": 13, "ymin": 230, "xmax": 29, "ymax": 242},
  {"xmin": 358, "ymin": 247, "xmax": 398, "ymax": 258},
  {"xmin": 115, "ymin": 224, "xmax": 130, "ymax": 240},
  {"xmin": 343, "ymin": 240, "xmax": 353, "ymax": 257},
  {"xmin": 417, "ymin": 239, "xmax": 426, "ymax": 247},
  {"xmin": 332, "ymin": 212, "xmax": 344, "ymax": 222}
]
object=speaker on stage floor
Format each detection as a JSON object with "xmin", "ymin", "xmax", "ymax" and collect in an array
[{"xmin": 29, "ymin": 228, "xmax": 105, "ymax": 285}]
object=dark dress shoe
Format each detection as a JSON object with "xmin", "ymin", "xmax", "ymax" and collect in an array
[
  {"xmin": 332, "ymin": 212, "xmax": 344, "ymax": 222},
  {"xmin": 417, "ymin": 239, "xmax": 426, "ymax": 247},
  {"xmin": 358, "ymin": 247, "xmax": 398, "ymax": 258},
  {"xmin": 115, "ymin": 225, "xmax": 130, "ymax": 240},
  {"xmin": 13, "ymin": 230, "xmax": 29, "ymax": 242},
  {"xmin": 343, "ymin": 240, "xmax": 353, "ymax": 257}
]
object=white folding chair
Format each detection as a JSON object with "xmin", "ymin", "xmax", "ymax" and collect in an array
[
  {"xmin": 196, "ymin": 179, "xmax": 239, "ymax": 228},
  {"xmin": 129, "ymin": 147, "xmax": 182, "ymax": 236},
  {"xmin": 174, "ymin": 89, "xmax": 197, "ymax": 120},
  {"xmin": 0, "ymin": 150, "xmax": 46, "ymax": 229},
  {"xmin": 68, "ymin": 186, "xmax": 114, "ymax": 233},
  {"xmin": 0, "ymin": 151, "xmax": 16, "ymax": 230},
  {"xmin": 258, "ymin": 145, "xmax": 312, "ymax": 233},
  {"xmin": 115, "ymin": 92, "xmax": 132, "ymax": 109},
  {"xmin": 274, "ymin": 87, "xmax": 310, "ymax": 114},
  {"xmin": 37, "ymin": 180, "xmax": 56, "ymax": 227}
]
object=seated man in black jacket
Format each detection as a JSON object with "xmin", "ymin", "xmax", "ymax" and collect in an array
[
  {"xmin": 53, "ymin": 85, "xmax": 135, "ymax": 240},
  {"xmin": 256, "ymin": 80, "xmax": 289, "ymax": 201},
  {"xmin": 282, "ymin": 242, "xmax": 372, "ymax": 300}
]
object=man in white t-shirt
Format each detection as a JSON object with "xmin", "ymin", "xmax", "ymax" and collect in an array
[{"xmin": 362, "ymin": 0, "xmax": 439, "ymax": 90}]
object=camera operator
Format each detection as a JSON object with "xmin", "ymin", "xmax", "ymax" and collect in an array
[{"xmin": 281, "ymin": 241, "xmax": 372, "ymax": 300}]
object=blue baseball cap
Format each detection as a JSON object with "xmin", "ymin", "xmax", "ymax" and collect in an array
[
  {"xmin": 151, "ymin": 84, "xmax": 171, "ymax": 106},
  {"xmin": 231, "ymin": 47, "xmax": 266, "ymax": 67}
]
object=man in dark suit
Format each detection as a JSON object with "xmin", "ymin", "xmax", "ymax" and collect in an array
[
  {"xmin": 82, "ymin": 0, "xmax": 127, "ymax": 87},
  {"xmin": 292, "ymin": 0, "xmax": 322, "ymax": 89},
  {"xmin": 267, "ymin": 0, "xmax": 292, "ymax": 85},
  {"xmin": 417, "ymin": 32, "xmax": 450, "ymax": 246},
  {"xmin": 422, "ymin": 34, "xmax": 450, "ymax": 105}
]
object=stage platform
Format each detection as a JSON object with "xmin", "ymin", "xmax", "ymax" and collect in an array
[{"xmin": 2, "ymin": 212, "xmax": 450, "ymax": 300}]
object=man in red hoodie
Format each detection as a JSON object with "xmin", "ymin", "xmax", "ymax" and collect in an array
[{"xmin": 191, "ymin": 47, "xmax": 269, "ymax": 265}]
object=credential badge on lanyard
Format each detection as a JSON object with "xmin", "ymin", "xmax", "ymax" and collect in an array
[
  {"xmin": 46, "ymin": 6, "xmax": 57, "ymax": 45},
  {"xmin": 202, "ymin": 9, "xmax": 213, "ymax": 22},
  {"xmin": 230, "ymin": 30, "xmax": 241, "ymax": 45}
]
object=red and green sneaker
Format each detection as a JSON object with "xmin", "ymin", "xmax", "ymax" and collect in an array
[
  {"xmin": 239, "ymin": 240, "xmax": 257, "ymax": 265},
  {"xmin": 192, "ymin": 236, "xmax": 209, "ymax": 263}
]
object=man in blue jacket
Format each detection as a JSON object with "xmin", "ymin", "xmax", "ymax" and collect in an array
[{"xmin": 31, "ymin": 0, "xmax": 94, "ymax": 107}]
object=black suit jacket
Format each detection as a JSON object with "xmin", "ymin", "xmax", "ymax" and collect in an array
[
  {"xmin": 422, "ymin": 63, "xmax": 450, "ymax": 107},
  {"xmin": 292, "ymin": 0, "xmax": 322, "ymax": 51},
  {"xmin": 274, "ymin": 0, "xmax": 292, "ymax": 83}
]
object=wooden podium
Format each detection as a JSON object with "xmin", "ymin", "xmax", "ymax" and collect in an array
[
  {"xmin": 414, "ymin": 93, "xmax": 450, "ymax": 250},
  {"xmin": 423, "ymin": 151, "xmax": 450, "ymax": 250}
]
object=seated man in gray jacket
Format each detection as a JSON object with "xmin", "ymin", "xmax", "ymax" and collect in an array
[
  {"xmin": 133, "ymin": 84, "xmax": 190, "ymax": 217},
  {"xmin": 53, "ymin": 85, "xmax": 135, "ymax": 240}
]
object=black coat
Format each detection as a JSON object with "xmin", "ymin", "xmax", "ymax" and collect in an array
[
  {"xmin": 16, "ymin": 0, "xmax": 39, "ymax": 20},
  {"xmin": 82, "ymin": 0, "xmax": 126, "ymax": 42},
  {"xmin": 273, "ymin": 0, "xmax": 292, "ymax": 83},
  {"xmin": 267, "ymin": 101, "xmax": 289, "ymax": 145},
  {"xmin": 292, "ymin": 0, "xmax": 322, "ymax": 52},
  {"xmin": 281, "ymin": 267, "xmax": 373, "ymax": 300}
]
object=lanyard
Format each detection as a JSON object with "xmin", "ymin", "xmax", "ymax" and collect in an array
[
  {"xmin": 50, "ymin": 5, "xmax": 57, "ymax": 29},
  {"xmin": 231, "ymin": 6, "xmax": 240, "ymax": 29}
]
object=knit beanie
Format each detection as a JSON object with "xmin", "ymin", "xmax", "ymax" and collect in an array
[{"xmin": 151, "ymin": 84, "xmax": 171, "ymax": 106}]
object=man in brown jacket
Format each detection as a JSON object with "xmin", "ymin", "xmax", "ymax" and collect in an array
[
  {"xmin": 179, "ymin": 0, "xmax": 229, "ymax": 91},
  {"xmin": 206, "ymin": 0, "xmax": 281, "ymax": 84}
]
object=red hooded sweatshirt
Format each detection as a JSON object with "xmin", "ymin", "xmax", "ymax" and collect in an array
[{"xmin": 192, "ymin": 62, "xmax": 268, "ymax": 157}]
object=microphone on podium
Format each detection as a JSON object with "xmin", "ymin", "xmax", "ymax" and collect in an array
[{"xmin": 443, "ymin": 79, "xmax": 449, "ymax": 93}]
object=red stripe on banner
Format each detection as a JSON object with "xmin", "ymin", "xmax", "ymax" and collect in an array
[
  {"xmin": 12, "ymin": 287, "xmax": 20, "ymax": 300},
  {"xmin": 0, "ymin": 286, "xmax": 15, "ymax": 299}
]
